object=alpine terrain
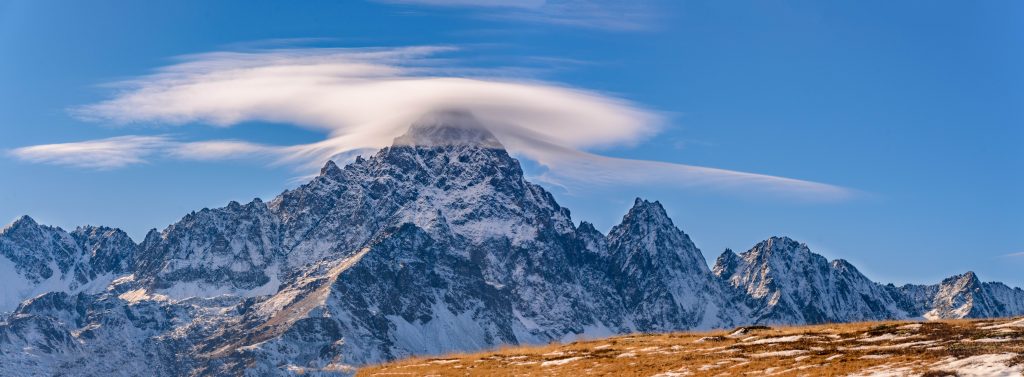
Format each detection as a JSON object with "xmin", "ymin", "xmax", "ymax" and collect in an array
[{"xmin": 1, "ymin": 111, "xmax": 1022, "ymax": 376}]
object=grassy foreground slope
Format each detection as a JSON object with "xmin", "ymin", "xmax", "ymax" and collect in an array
[{"xmin": 359, "ymin": 317, "xmax": 1024, "ymax": 377}]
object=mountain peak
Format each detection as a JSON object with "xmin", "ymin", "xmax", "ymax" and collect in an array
[
  {"xmin": 767, "ymin": 235, "xmax": 799, "ymax": 246},
  {"xmin": 737, "ymin": 236, "xmax": 812, "ymax": 267},
  {"xmin": 945, "ymin": 271, "xmax": 982, "ymax": 287},
  {"xmin": 15, "ymin": 215, "xmax": 37, "ymax": 226},
  {"xmin": 2, "ymin": 215, "xmax": 39, "ymax": 234},
  {"xmin": 577, "ymin": 221, "xmax": 600, "ymax": 234},
  {"xmin": 319, "ymin": 160, "xmax": 341, "ymax": 176},
  {"xmin": 622, "ymin": 198, "xmax": 672, "ymax": 226},
  {"xmin": 393, "ymin": 110, "xmax": 503, "ymax": 149},
  {"xmin": 751, "ymin": 236, "xmax": 803, "ymax": 255},
  {"xmin": 712, "ymin": 248, "xmax": 740, "ymax": 277}
]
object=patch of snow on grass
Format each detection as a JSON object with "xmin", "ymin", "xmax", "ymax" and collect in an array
[
  {"xmin": 858, "ymin": 333, "xmax": 914, "ymax": 342},
  {"xmin": 540, "ymin": 357, "xmax": 582, "ymax": 367},
  {"xmin": 846, "ymin": 365, "xmax": 915, "ymax": 377},
  {"xmin": 898, "ymin": 323, "xmax": 923, "ymax": 330},
  {"xmin": 843, "ymin": 340, "xmax": 937, "ymax": 351},
  {"xmin": 969, "ymin": 338, "xmax": 1015, "ymax": 343},
  {"xmin": 746, "ymin": 335, "xmax": 805, "ymax": 345},
  {"xmin": 859, "ymin": 354, "xmax": 891, "ymax": 359},
  {"xmin": 428, "ymin": 359, "xmax": 459, "ymax": 364},
  {"xmin": 749, "ymin": 350, "xmax": 807, "ymax": 358},
  {"xmin": 981, "ymin": 318, "xmax": 1024, "ymax": 330},
  {"xmin": 649, "ymin": 371, "xmax": 692, "ymax": 377},
  {"xmin": 931, "ymin": 353, "xmax": 1023, "ymax": 377},
  {"xmin": 728, "ymin": 328, "xmax": 748, "ymax": 337}
]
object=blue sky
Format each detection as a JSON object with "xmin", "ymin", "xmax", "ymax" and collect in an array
[{"xmin": 1, "ymin": 0, "xmax": 1021, "ymax": 286}]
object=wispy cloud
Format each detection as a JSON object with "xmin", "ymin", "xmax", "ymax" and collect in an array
[
  {"xmin": 13, "ymin": 46, "xmax": 853, "ymax": 201},
  {"xmin": 8, "ymin": 135, "xmax": 283, "ymax": 169},
  {"xmin": 377, "ymin": 0, "xmax": 658, "ymax": 31},
  {"xmin": 8, "ymin": 135, "xmax": 172, "ymax": 169},
  {"xmin": 71, "ymin": 46, "xmax": 661, "ymax": 169},
  {"xmin": 1005, "ymin": 252, "xmax": 1024, "ymax": 258},
  {"xmin": 166, "ymin": 140, "xmax": 284, "ymax": 161},
  {"xmin": 501, "ymin": 130, "xmax": 851, "ymax": 201}
]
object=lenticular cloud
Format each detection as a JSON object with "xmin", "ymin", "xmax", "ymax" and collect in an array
[{"xmin": 14, "ymin": 46, "xmax": 851, "ymax": 200}]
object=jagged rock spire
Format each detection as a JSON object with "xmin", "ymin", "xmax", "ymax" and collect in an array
[
  {"xmin": 319, "ymin": 160, "xmax": 341, "ymax": 176},
  {"xmin": 712, "ymin": 248, "xmax": 740, "ymax": 277}
]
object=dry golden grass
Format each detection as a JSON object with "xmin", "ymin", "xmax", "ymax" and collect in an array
[{"xmin": 357, "ymin": 317, "xmax": 1024, "ymax": 376}]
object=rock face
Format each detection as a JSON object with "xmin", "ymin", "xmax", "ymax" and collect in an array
[
  {"xmin": 607, "ymin": 199, "xmax": 740, "ymax": 331},
  {"xmin": 0, "ymin": 217, "xmax": 135, "ymax": 312},
  {"xmin": 712, "ymin": 237, "xmax": 912, "ymax": 325},
  {"xmin": 1, "ymin": 112, "xmax": 1022, "ymax": 376},
  {"xmin": 134, "ymin": 198, "xmax": 282, "ymax": 298},
  {"xmin": 898, "ymin": 272, "xmax": 1024, "ymax": 320}
]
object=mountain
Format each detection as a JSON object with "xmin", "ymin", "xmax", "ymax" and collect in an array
[
  {"xmin": 898, "ymin": 271, "xmax": 1024, "ymax": 320},
  {"xmin": 0, "ymin": 216, "xmax": 135, "ymax": 312},
  {"xmin": 712, "ymin": 237, "xmax": 912, "ymax": 324},
  {"xmin": 607, "ymin": 199, "xmax": 741, "ymax": 331},
  {"xmin": 1, "ymin": 111, "xmax": 1022, "ymax": 376}
]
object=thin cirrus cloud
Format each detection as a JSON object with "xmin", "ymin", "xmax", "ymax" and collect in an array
[
  {"xmin": 376, "ymin": 0, "xmax": 657, "ymax": 31},
  {"xmin": 9, "ymin": 135, "xmax": 173, "ymax": 169},
  {"xmin": 8, "ymin": 136, "xmax": 283, "ymax": 169},
  {"xmin": 10, "ymin": 45, "xmax": 852, "ymax": 201}
]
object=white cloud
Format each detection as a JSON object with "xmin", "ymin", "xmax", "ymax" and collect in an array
[
  {"xmin": 167, "ymin": 140, "xmax": 284, "ymax": 161},
  {"xmin": 8, "ymin": 135, "xmax": 281, "ymax": 169},
  {"xmin": 1005, "ymin": 252, "xmax": 1024, "ymax": 258},
  {"xmin": 500, "ymin": 131, "xmax": 851, "ymax": 201},
  {"xmin": 8, "ymin": 135, "xmax": 172, "ymax": 169},
  {"xmin": 73, "ymin": 46, "xmax": 660, "ymax": 167},
  {"xmin": 15, "ymin": 46, "xmax": 852, "ymax": 201}
]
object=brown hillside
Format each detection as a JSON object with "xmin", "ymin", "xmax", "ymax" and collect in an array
[{"xmin": 358, "ymin": 317, "xmax": 1024, "ymax": 376}]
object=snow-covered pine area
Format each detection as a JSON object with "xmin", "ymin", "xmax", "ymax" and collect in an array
[{"xmin": 2, "ymin": 112, "xmax": 1023, "ymax": 376}]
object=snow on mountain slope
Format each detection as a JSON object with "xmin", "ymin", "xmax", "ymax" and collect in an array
[
  {"xmin": 606, "ymin": 199, "xmax": 740, "ymax": 331},
  {"xmin": 712, "ymin": 236, "xmax": 912, "ymax": 324},
  {"xmin": 267, "ymin": 110, "xmax": 573, "ymax": 269},
  {"xmin": 0, "ymin": 216, "xmax": 135, "ymax": 312},
  {"xmin": 0, "ymin": 111, "xmax": 1022, "ymax": 376},
  {"xmin": 901, "ymin": 272, "xmax": 1024, "ymax": 320},
  {"xmin": 135, "ymin": 198, "xmax": 282, "ymax": 298}
]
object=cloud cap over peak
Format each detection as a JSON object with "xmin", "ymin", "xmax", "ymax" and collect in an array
[{"xmin": 12, "ymin": 46, "xmax": 853, "ymax": 201}]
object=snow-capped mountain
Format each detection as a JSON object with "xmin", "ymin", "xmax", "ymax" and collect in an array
[
  {"xmin": 607, "ymin": 199, "xmax": 741, "ymax": 331},
  {"xmin": 898, "ymin": 271, "xmax": 1024, "ymax": 320},
  {"xmin": 1, "ymin": 111, "xmax": 1022, "ymax": 376},
  {"xmin": 0, "ymin": 216, "xmax": 135, "ymax": 312},
  {"xmin": 712, "ymin": 237, "xmax": 912, "ymax": 324}
]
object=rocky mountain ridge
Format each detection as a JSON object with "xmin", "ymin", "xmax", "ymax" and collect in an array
[{"xmin": 2, "ymin": 111, "xmax": 1022, "ymax": 376}]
